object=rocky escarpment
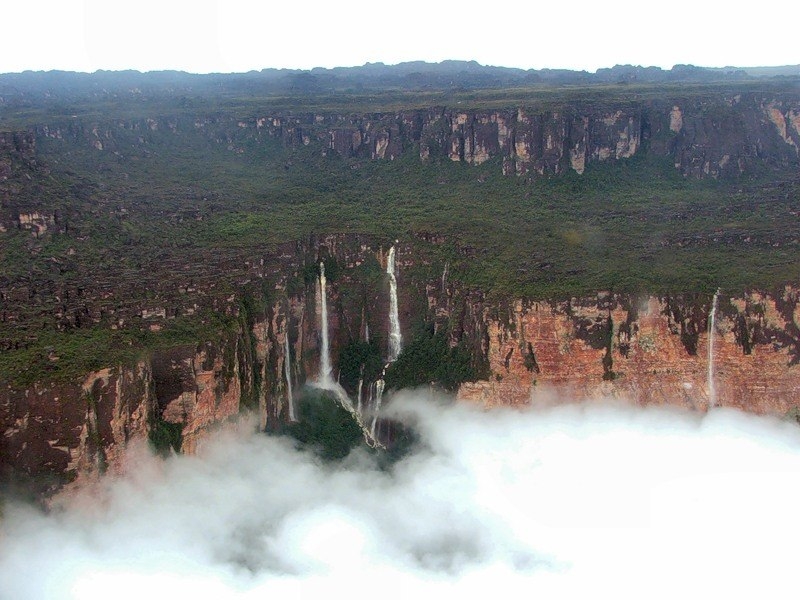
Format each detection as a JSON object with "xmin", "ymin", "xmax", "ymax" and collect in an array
[
  {"xmin": 0, "ymin": 334, "xmax": 253, "ymax": 496},
  {"xmin": 26, "ymin": 92, "xmax": 800, "ymax": 187},
  {"xmin": 3, "ymin": 234, "xmax": 800, "ymax": 497},
  {"xmin": 456, "ymin": 290, "xmax": 800, "ymax": 414},
  {"xmin": 0, "ymin": 234, "xmax": 417, "ymax": 495}
]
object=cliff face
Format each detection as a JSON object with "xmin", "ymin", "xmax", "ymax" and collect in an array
[
  {"xmin": 0, "ymin": 234, "xmax": 401, "ymax": 494},
  {"xmin": 0, "ymin": 337, "xmax": 249, "ymax": 496},
  {"xmin": 26, "ymin": 92, "xmax": 800, "ymax": 193},
  {"xmin": 0, "ymin": 362, "xmax": 152, "ymax": 495},
  {"xmin": 2, "ymin": 234, "xmax": 800, "ymax": 495},
  {"xmin": 286, "ymin": 95, "xmax": 800, "ymax": 178},
  {"xmin": 456, "ymin": 291, "xmax": 800, "ymax": 414}
]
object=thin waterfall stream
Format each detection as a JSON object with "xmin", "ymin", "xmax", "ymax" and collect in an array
[{"xmin": 707, "ymin": 288, "xmax": 721, "ymax": 409}]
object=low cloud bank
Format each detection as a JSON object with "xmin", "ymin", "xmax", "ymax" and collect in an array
[{"xmin": 3, "ymin": 393, "xmax": 800, "ymax": 599}]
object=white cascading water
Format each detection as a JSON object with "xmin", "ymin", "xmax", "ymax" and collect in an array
[
  {"xmin": 356, "ymin": 371, "xmax": 364, "ymax": 415},
  {"xmin": 357, "ymin": 321, "xmax": 369, "ymax": 416},
  {"xmin": 370, "ymin": 245, "xmax": 403, "ymax": 437},
  {"xmin": 314, "ymin": 260, "xmax": 383, "ymax": 448},
  {"xmin": 319, "ymin": 262, "xmax": 332, "ymax": 387},
  {"xmin": 370, "ymin": 377, "xmax": 385, "ymax": 438},
  {"xmin": 387, "ymin": 246, "xmax": 402, "ymax": 362},
  {"xmin": 284, "ymin": 323, "xmax": 296, "ymax": 422},
  {"xmin": 707, "ymin": 288, "xmax": 721, "ymax": 409}
]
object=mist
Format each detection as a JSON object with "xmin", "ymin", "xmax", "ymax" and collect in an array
[{"xmin": 3, "ymin": 392, "xmax": 800, "ymax": 599}]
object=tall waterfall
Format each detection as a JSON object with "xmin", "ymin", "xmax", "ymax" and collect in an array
[
  {"xmin": 707, "ymin": 288, "xmax": 721, "ymax": 409},
  {"xmin": 284, "ymin": 324, "xmax": 296, "ymax": 422},
  {"xmin": 370, "ymin": 377, "xmax": 385, "ymax": 438},
  {"xmin": 387, "ymin": 246, "xmax": 402, "ymax": 362},
  {"xmin": 369, "ymin": 245, "xmax": 403, "ymax": 437},
  {"xmin": 313, "ymin": 260, "xmax": 383, "ymax": 448},
  {"xmin": 319, "ymin": 262, "xmax": 332, "ymax": 386}
]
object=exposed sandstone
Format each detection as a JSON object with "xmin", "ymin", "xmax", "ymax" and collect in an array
[
  {"xmin": 29, "ymin": 92, "xmax": 800, "ymax": 189},
  {"xmin": 3, "ymin": 234, "xmax": 800, "ymax": 498},
  {"xmin": 457, "ymin": 291, "xmax": 800, "ymax": 415}
]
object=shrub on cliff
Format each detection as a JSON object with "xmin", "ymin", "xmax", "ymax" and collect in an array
[
  {"xmin": 285, "ymin": 388, "xmax": 365, "ymax": 460},
  {"xmin": 384, "ymin": 324, "xmax": 484, "ymax": 392}
]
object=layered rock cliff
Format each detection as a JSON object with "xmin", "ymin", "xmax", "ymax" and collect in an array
[
  {"xmin": 3, "ymin": 234, "xmax": 800, "ymax": 497},
  {"xmin": 0, "ymin": 337, "xmax": 250, "ymax": 496},
  {"xmin": 2, "ymin": 83, "xmax": 800, "ymax": 497},
  {"xmin": 22, "ymin": 91, "xmax": 800, "ymax": 195},
  {"xmin": 456, "ymin": 291, "xmax": 800, "ymax": 414}
]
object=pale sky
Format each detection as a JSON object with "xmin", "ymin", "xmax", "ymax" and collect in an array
[{"xmin": 1, "ymin": 0, "xmax": 797, "ymax": 74}]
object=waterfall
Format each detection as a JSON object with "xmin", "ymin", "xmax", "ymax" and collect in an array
[
  {"xmin": 387, "ymin": 246, "xmax": 402, "ymax": 362},
  {"xmin": 370, "ymin": 377, "xmax": 385, "ymax": 438},
  {"xmin": 284, "ymin": 324, "xmax": 296, "ymax": 422},
  {"xmin": 441, "ymin": 261, "xmax": 449, "ymax": 295},
  {"xmin": 312, "ymin": 261, "xmax": 383, "ymax": 448},
  {"xmin": 310, "ymin": 376, "xmax": 384, "ymax": 449},
  {"xmin": 707, "ymin": 288, "xmax": 721, "ymax": 409},
  {"xmin": 356, "ymin": 372, "xmax": 364, "ymax": 415},
  {"xmin": 369, "ymin": 245, "xmax": 403, "ymax": 439},
  {"xmin": 319, "ymin": 262, "xmax": 332, "ymax": 386}
]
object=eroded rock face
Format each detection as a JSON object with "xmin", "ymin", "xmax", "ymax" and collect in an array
[
  {"xmin": 0, "ymin": 335, "xmax": 252, "ymax": 495},
  {"xmin": 457, "ymin": 290, "xmax": 800, "ymax": 414},
  {"xmin": 0, "ymin": 362, "xmax": 152, "ymax": 496},
  {"xmin": 31, "ymin": 92, "xmax": 800, "ymax": 184},
  {"xmin": 152, "ymin": 341, "xmax": 243, "ymax": 454},
  {"xmin": 3, "ymin": 233, "xmax": 800, "ymax": 497}
]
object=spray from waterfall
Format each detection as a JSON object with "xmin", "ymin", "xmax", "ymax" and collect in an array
[
  {"xmin": 284, "ymin": 322, "xmax": 296, "ymax": 422},
  {"xmin": 707, "ymin": 288, "xmax": 721, "ymax": 409},
  {"xmin": 319, "ymin": 262, "xmax": 332, "ymax": 387}
]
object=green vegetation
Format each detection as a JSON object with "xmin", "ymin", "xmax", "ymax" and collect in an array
[
  {"xmin": 384, "ymin": 322, "xmax": 489, "ymax": 392},
  {"xmin": 1, "ymin": 79, "xmax": 798, "ymax": 387},
  {"xmin": 0, "ymin": 311, "xmax": 236, "ymax": 387},
  {"xmin": 285, "ymin": 387, "xmax": 366, "ymax": 460},
  {"xmin": 2, "ymin": 75, "xmax": 796, "ymax": 127},
  {"xmin": 338, "ymin": 340, "xmax": 384, "ymax": 394},
  {"xmin": 148, "ymin": 417, "xmax": 183, "ymax": 457},
  {"xmin": 282, "ymin": 386, "xmax": 421, "ymax": 466}
]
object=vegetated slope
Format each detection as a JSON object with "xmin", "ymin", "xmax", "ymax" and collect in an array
[{"xmin": 0, "ymin": 76, "xmax": 799, "ymax": 386}]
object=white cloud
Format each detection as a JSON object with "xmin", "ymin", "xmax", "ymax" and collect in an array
[
  {"xmin": 3, "ymin": 393, "xmax": 800, "ymax": 599},
  {"xmin": 0, "ymin": 0, "xmax": 795, "ymax": 73}
]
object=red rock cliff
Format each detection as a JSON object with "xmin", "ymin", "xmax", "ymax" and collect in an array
[
  {"xmin": 3, "ymin": 235, "xmax": 800, "ymax": 497},
  {"xmin": 457, "ymin": 290, "xmax": 800, "ymax": 414}
]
